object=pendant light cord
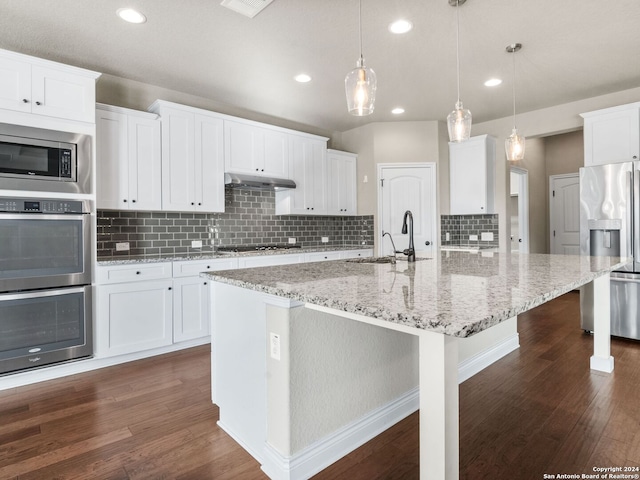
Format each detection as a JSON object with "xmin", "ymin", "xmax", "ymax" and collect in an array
[
  {"xmin": 455, "ymin": 0, "xmax": 461, "ymax": 103},
  {"xmin": 358, "ymin": 0, "xmax": 363, "ymax": 64},
  {"xmin": 511, "ymin": 48, "xmax": 517, "ymax": 129}
]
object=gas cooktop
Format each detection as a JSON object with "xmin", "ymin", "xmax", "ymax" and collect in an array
[{"xmin": 216, "ymin": 244, "xmax": 302, "ymax": 253}]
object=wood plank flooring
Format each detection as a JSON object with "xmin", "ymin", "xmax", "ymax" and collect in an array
[{"xmin": 1, "ymin": 291, "xmax": 639, "ymax": 479}]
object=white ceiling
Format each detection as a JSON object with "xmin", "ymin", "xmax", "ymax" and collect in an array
[{"xmin": 2, "ymin": 0, "xmax": 640, "ymax": 134}]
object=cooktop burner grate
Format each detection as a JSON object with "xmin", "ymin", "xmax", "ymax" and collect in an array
[{"xmin": 216, "ymin": 244, "xmax": 302, "ymax": 253}]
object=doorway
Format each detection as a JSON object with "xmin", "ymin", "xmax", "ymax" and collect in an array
[
  {"xmin": 510, "ymin": 167, "xmax": 529, "ymax": 253},
  {"xmin": 377, "ymin": 164, "xmax": 437, "ymax": 257}
]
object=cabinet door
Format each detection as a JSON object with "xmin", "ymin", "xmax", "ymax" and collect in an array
[
  {"xmin": 31, "ymin": 65, "xmax": 96, "ymax": 123},
  {"xmin": 262, "ymin": 129, "xmax": 289, "ymax": 177},
  {"xmin": 584, "ymin": 108, "xmax": 640, "ymax": 166},
  {"xmin": 195, "ymin": 114, "xmax": 224, "ymax": 212},
  {"xmin": 224, "ymin": 120, "xmax": 259, "ymax": 174},
  {"xmin": 450, "ymin": 138, "xmax": 489, "ymax": 215},
  {"xmin": 0, "ymin": 56, "xmax": 31, "ymax": 113},
  {"xmin": 96, "ymin": 109, "xmax": 129, "ymax": 210},
  {"xmin": 96, "ymin": 279, "xmax": 173, "ymax": 358},
  {"xmin": 328, "ymin": 152, "xmax": 357, "ymax": 215},
  {"xmin": 129, "ymin": 115, "xmax": 162, "ymax": 210},
  {"xmin": 173, "ymin": 277, "xmax": 210, "ymax": 342},
  {"xmin": 161, "ymin": 107, "xmax": 195, "ymax": 211},
  {"xmin": 308, "ymin": 140, "xmax": 328, "ymax": 214}
]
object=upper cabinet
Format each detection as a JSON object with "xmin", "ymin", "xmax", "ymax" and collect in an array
[
  {"xmin": 449, "ymin": 134, "xmax": 496, "ymax": 215},
  {"xmin": 275, "ymin": 136, "xmax": 328, "ymax": 215},
  {"xmin": 96, "ymin": 104, "xmax": 162, "ymax": 211},
  {"xmin": 149, "ymin": 100, "xmax": 225, "ymax": 213},
  {"xmin": 224, "ymin": 119, "xmax": 288, "ymax": 177},
  {"xmin": 327, "ymin": 149, "xmax": 357, "ymax": 216},
  {"xmin": 0, "ymin": 48, "xmax": 100, "ymax": 124},
  {"xmin": 582, "ymin": 103, "xmax": 640, "ymax": 166}
]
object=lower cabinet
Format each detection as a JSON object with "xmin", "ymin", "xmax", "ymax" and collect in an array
[
  {"xmin": 173, "ymin": 276, "xmax": 209, "ymax": 343},
  {"xmin": 96, "ymin": 278, "xmax": 173, "ymax": 357}
]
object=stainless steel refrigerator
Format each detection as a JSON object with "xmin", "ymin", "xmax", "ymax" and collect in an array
[{"xmin": 580, "ymin": 161, "xmax": 640, "ymax": 340}]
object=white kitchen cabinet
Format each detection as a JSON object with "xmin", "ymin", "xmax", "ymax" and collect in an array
[
  {"xmin": 148, "ymin": 100, "xmax": 225, "ymax": 212},
  {"xmin": 275, "ymin": 135, "xmax": 328, "ymax": 215},
  {"xmin": 339, "ymin": 249, "xmax": 374, "ymax": 259},
  {"xmin": 305, "ymin": 251, "xmax": 343, "ymax": 262},
  {"xmin": 237, "ymin": 253, "xmax": 305, "ymax": 268},
  {"xmin": 327, "ymin": 149, "xmax": 357, "ymax": 215},
  {"xmin": 172, "ymin": 258, "xmax": 238, "ymax": 342},
  {"xmin": 449, "ymin": 134, "xmax": 496, "ymax": 215},
  {"xmin": 96, "ymin": 104, "xmax": 162, "ymax": 210},
  {"xmin": 0, "ymin": 49, "xmax": 100, "ymax": 123},
  {"xmin": 96, "ymin": 278, "xmax": 173, "ymax": 358},
  {"xmin": 224, "ymin": 120, "xmax": 288, "ymax": 177},
  {"xmin": 582, "ymin": 103, "xmax": 640, "ymax": 166}
]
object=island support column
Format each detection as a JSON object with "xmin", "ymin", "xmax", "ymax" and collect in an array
[
  {"xmin": 589, "ymin": 273, "xmax": 614, "ymax": 373},
  {"xmin": 418, "ymin": 330, "xmax": 459, "ymax": 480}
]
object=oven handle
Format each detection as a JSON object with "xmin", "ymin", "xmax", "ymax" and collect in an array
[
  {"xmin": 0, "ymin": 286, "xmax": 88, "ymax": 301},
  {"xmin": 0, "ymin": 213, "xmax": 86, "ymax": 221}
]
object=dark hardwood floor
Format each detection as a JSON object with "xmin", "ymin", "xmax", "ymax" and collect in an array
[{"xmin": 1, "ymin": 291, "xmax": 639, "ymax": 479}]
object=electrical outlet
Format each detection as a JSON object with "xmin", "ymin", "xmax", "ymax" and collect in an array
[
  {"xmin": 445, "ymin": 232, "xmax": 450, "ymax": 241},
  {"xmin": 321, "ymin": 237, "xmax": 329, "ymax": 243},
  {"xmin": 288, "ymin": 237, "xmax": 296, "ymax": 244},
  {"xmin": 270, "ymin": 333, "xmax": 281, "ymax": 361},
  {"xmin": 191, "ymin": 240, "xmax": 203, "ymax": 248},
  {"xmin": 481, "ymin": 232, "xmax": 494, "ymax": 242},
  {"xmin": 115, "ymin": 242, "xmax": 130, "ymax": 251},
  {"xmin": 469, "ymin": 234, "xmax": 478, "ymax": 241}
]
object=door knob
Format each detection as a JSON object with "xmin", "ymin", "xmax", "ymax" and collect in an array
[{"xmin": 425, "ymin": 241, "xmax": 431, "ymax": 246}]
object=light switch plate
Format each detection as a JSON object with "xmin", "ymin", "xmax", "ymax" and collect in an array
[
  {"xmin": 288, "ymin": 237, "xmax": 296, "ymax": 244},
  {"xmin": 191, "ymin": 240, "xmax": 203, "ymax": 248},
  {"xmin": 321, "ymin": 237, "xmax": 329, "ymax": 243}
]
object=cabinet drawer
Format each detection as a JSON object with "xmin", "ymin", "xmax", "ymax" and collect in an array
[
  {"xmin": 238, "ymin": 254, "xmax": 304, "ymax": 268},
  {"xmin": 173, "ymin": 258, "xmax": 239, "ymax": 277},
  {"xmin": 305, "ymin": 251, "xmax": 342, "ymax": 262},
  {"xmin": 339, "ymin": 249, "xmax": 374, "ymax": 259},
  {"xmin": 95, "ymin": 262, "xmax": 172, "ymax": 284}
]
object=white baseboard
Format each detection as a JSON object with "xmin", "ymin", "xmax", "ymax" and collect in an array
[
  {"xmin": 0, "ymin": 336, "xmax": 210, "ymax": 391},
  {"xmin": 260, "ymin": 386, "xmax": 419, "ymax": 480},
  {"xmin": 458, "ymin": 333, "xmax": 520, "ymax": 383}
]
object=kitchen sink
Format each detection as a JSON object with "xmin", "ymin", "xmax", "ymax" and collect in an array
[{"xmin": 345, "ymin": 256, "xmax": 430, "ymax": 264}]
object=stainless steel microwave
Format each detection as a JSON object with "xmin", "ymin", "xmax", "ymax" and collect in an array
[{"xmin": 0, "ymin": 123, "xmax": 91, "ymax": 195}]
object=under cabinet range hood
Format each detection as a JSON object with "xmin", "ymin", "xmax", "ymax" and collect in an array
[{"xmin": 224, "ymin": 172, "xmax": 296, "ymax": 190}]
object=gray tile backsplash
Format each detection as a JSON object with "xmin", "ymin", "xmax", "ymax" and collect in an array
[
  {"xmin": 97, "ymin": 188, "xmax": 374, "ymax": 257},
  {"xmin": 441, "ymin": 214, "xmax": 499, "ymax": 247}
]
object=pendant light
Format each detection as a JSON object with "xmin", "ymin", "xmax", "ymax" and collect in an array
[
  {"xmin": 505, "ymin": 43, "xmax": 525, "ymax": 161},
  {"xmin": 446, "ymin": 0, "xmax": 472, "ymax": 142},
  {"xmin": 345, "ymin": 0, "xmax": 377, "ymax": 116}
]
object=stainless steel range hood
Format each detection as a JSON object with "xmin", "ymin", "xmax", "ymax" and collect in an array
[{"xmin": 224, "ymin": 172, "xmax": 296, "ymax": 190}]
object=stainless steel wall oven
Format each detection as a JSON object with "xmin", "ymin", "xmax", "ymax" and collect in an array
[{"xmin": 0, "ymin": 197, "xmax": 93, "ymax": 375}]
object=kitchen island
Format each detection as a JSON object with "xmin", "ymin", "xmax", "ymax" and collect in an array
[{"xmin": 203, "ymin": 251, "xmax": 628, "ymax": 480}]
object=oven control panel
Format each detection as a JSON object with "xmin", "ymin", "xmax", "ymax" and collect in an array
[{"xmin": 0, "ymin": 197, "xmax": 86, "ymax": 213}]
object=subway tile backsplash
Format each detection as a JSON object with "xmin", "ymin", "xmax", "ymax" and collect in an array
[
  {"xmin": 441, "ymin": 214, "xmax": 499, "ymax": 247},
  {"xmin": 97, "ymin": 188, "xmax": 374, "ymax": 257}
]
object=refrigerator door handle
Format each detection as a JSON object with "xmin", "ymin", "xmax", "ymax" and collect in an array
[{"xmin": 634, "ymin": 170, "xmax": 640, "ymax": 264}]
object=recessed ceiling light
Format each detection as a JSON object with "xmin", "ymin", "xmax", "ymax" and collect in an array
[
  {"xmin": 116, "ymin": 8, "xmax": 147, "ymax": 24},
  {"xmin": 484, "ymin": 78, "xmax": 502, "ymax": 87},
  {"xmin": 392, "ymin": 107, "xmax": 405, "ymax": 115},
  {"xmin": 388, "ymin": 20, "xmax": 413, "ymax": 34},
  {"xmin": 294, "ymin": 74, "xmax": 311, "ymax": 83}
]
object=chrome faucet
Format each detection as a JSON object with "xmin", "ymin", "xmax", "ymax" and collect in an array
[
  {"xmin": 401, "ymin": 210, "xmax": 416, "ymax": 262},
  {"xmin": 381, "ymin": 231, "xmax": 398, "ymax": 263}
]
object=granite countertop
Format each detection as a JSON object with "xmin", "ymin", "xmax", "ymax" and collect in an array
[
  {"xmin": 202, "ymin": 251, "xmax": 630, "ymax": 338},
  {"xmin": 96, "ymin": 245, "xmax": 372, "ymax": 266}
]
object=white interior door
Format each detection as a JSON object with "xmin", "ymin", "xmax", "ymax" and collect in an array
[
  {"xmin": 510, "ymin": 167, "xmax": 529, "ymax": 253},
  {"xmin": 378, "ymin": 164, "xmax": 437, "ymax": 257},
  {"xmin": 550, "ymin": 173, "xmax": 580, "ymax": 254}
]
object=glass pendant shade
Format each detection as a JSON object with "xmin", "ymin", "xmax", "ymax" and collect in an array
[
  {"xmin": 447, "ymin": 101, "xmax": 472, "ymax": 142},
  {"xmin": 505, "ymin": 128, "xmax": 525, "ymax": 161},
  {"xmin": 345, "ymin": 59, "xmax": 377, "ymax": 116}
]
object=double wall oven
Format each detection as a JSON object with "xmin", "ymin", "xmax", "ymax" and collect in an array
[{"xmin": 0, "ymin": 123, "xmax": 93, "ymax": 375}]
